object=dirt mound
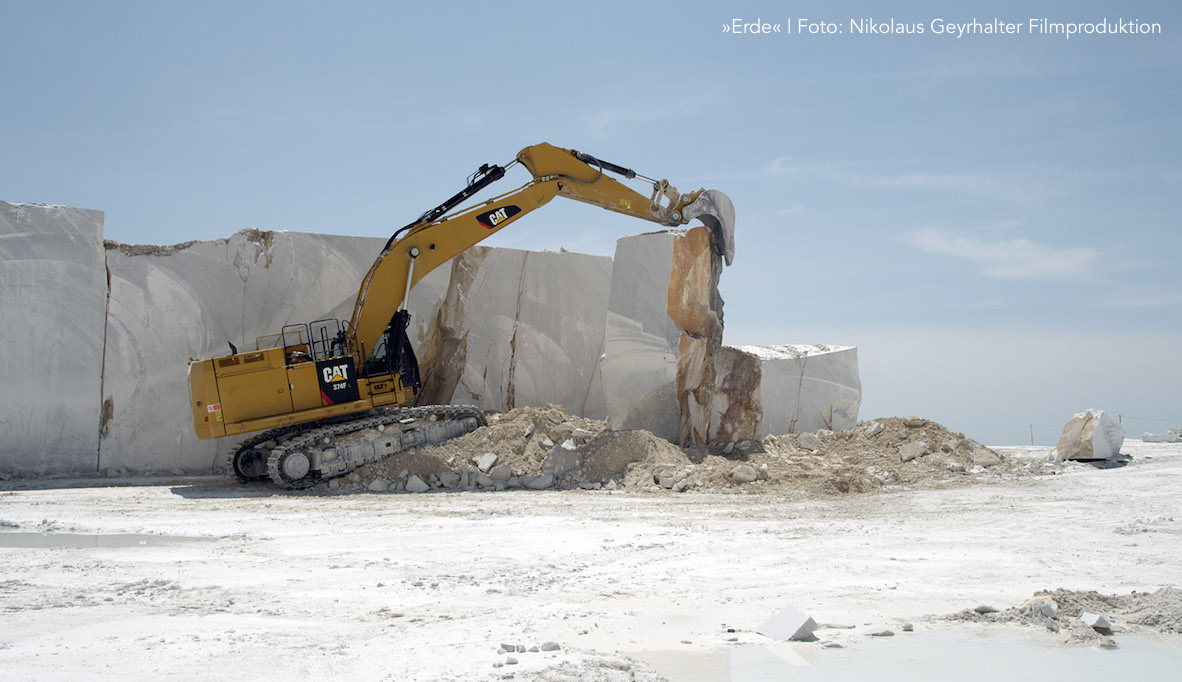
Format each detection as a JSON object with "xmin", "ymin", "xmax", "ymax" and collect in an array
[
  {"xmin": 321, "ymin": 408, "xmax": 1055, "ymax": 496},
  {"xmin": 580, "ymin": 430, "xmax": 688, "ymax": 488},
  {"xmin": 946, "ymin": 587, "xmax": 1182, "ymax": 643},
  {"xmin": 332, "ymin": 405, "xmax": 607, "ymax": 492}
]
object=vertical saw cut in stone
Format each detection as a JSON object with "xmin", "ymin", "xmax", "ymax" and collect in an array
[
  {"xmin": 1053, "ymin": 409, "xmax": 1126, "ymax": 461},
  {"xmin": 0, "ymin": 201, "xmax": 108, "ymax": 474}
]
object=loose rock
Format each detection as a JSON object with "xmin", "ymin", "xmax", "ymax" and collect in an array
[
  {"xmin": 473, "ymin": 452, "xmax": 497, "ymax": 473},
  {"xmin": 798, "ymin": 433, "xmax": 822, "ymax": 452},
  {"xmin": 523, "ymin": 474, "xmax": 555, "ymax": 490},
  {"xmin": 730, "ymin": 465, "xmax": 758, "ymax": 483},
  {"xmin": 899, "ymin": 441, "xmax": 929, "ymax": 462}
]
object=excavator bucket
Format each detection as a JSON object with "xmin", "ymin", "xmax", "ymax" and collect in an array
[{"xmin": 682, "ymin": 189, "xmax": 736, "ymax": 266}]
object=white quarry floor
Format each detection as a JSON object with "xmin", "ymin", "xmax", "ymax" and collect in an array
[{"xmin": 1, "ymin": 442, "xmax": 1180, "ymax": 680}]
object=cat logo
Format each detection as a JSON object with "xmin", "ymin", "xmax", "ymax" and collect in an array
[
  {"xmin": 316, "ymin": 357, "xmax": 360, "ymax": 404},
  {"xmin": 322, "ymin": 364, "xmax": 349, "ymax": 384},
  {"xmin": 476, "ymin": 204, "xmax": 521, "ymax": 229}
]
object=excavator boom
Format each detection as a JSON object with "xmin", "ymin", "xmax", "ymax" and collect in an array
[{"xmin": 349, "ymin": 142, "xmax": 734, "ymax": 360}]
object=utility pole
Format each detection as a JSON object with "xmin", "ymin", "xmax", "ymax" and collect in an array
[{"xmin": 1030, "ymin": 424, "xmax": 1034, "ymax": 446}]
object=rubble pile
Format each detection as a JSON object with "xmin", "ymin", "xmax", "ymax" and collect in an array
[
  {"xmin": 948, "ymin": 587, "xmax": 1182, "ymax": 644},
  {"xmin": 321, "ymin": 406, "xmax": 1041, "ymax": 496}
]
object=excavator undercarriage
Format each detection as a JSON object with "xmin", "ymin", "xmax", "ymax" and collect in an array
[{"xmin": 230, "ymin": 404, "xmax": 485, "ymax": 489}]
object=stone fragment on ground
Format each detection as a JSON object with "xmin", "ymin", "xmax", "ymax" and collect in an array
[
  {"xmin": 757, "ymin": 606, "xmax": 819, "ymax": 642},
  {"xmin": 541, "ymin": 446, "xmax": 581, "ymax": 479},
  {"xmin": 1081, "ymin": 612, "xmax": 1112, "ymax": 633},
  {"xmin": 405, "ymin": 475, "xmax": 430, "ymax": 493},
  {"xmin": 798, "ymin": 433, "xmax": 822, "ymax": 452},
  {"xmin": 523, "ymin": 474, "xmax": 555, "ymax": 490},
  {"xmin": 473, "ymin": 452, "xmax": 497, "ymax": 473},
  {"xmin": 899, "ymin": 441, "xmax": 929, "ymax": 462},
  {"xmin": 730, "ymin": 465, "xmax": 757, "ymax": 483}
]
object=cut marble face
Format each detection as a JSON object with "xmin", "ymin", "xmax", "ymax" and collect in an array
[
  {"xmin": 0, "ymin": 201, "xmax": 108, "ymax": 474},
  {"xmin": 407, "ymin": 246, "xmax": 612, "ymax": 419},
  {"xmin": 736, "ymin": 345, "xmax": 863, "ymax": 435}
]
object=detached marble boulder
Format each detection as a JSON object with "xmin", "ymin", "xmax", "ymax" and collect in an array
[
  {"xmin": 1052, "ymin": 409, "xmax": 1125, "ymax": 461},
  {"xmin": 0, "ymin": 202, "xmax": 107, "ymax": 474}
]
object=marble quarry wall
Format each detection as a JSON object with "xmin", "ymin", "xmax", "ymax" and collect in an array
[{"xmin": 0, "ymin": 199, "xmax": 861, "ymax": 475}]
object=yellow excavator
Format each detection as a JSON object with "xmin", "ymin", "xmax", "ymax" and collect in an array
[{"xmin": 187, "ymin": 143, "xmax": 735, "ymax": 488}]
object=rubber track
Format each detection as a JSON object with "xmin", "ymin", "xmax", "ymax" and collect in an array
[{"xmin": 265, "ymin": 404, "xmax": 486, "ymax": 490}]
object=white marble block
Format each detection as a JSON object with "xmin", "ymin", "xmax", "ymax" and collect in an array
[
  {"xmin": 738, "ymin": 345, "xmax": 863, "ymax": 434},
  {"xmin": 0, "ymin": 202, "xmax": 108, "ymax": 474},
  {"xmin": 408, "ymin": 246, "xmax": 612, "ymax": 419},
  {"xmin": 599, "ymin": 231, "xmax": 683, "ymax": 440}
]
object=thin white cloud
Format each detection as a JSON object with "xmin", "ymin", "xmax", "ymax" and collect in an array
[
  {"xmin": 764, "ymin": 157, "xmax": 1033, "ymax": 203},
  {"xmin": 1101, "ymin": 292, "xmax": 1182, "ymax": 308},
  {"xmin": 903, "ymin": 227, "xmax": 1101, "ymax": 281},
  {"xmin": 587, "ymin": 94, "xmax": 719, "ymax": 138}
]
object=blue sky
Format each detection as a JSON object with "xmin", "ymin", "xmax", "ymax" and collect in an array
[{"xmin": 3, "ymin": 1, "xmax": 1179, "ymax": 444}]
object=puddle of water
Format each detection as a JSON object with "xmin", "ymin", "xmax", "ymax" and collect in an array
[
  {"xmin": 0, "ymin": 532, "xmax": 215, "ymax": 549},
  {"xmin": 631, "ymin": 632, "xmax": 1182, "ymax": 681}
]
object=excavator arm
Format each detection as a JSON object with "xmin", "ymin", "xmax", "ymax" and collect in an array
[
  {"xmin": 348, "ymin": 142, "xmax": 735, "ymax": 361},
  {"xmin": 190, "ymin": 141, "xmax": 734, "ymax": 488}
]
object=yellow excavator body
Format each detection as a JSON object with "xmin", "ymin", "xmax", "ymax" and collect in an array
[{"xmin": 186, "ymin": 142, "xmax": 734, "ymax": 488}]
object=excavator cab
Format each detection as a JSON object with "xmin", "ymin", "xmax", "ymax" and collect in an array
[{"xmin": 361, "ymin": 310, "xmax": 421, "ymax": 395}]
